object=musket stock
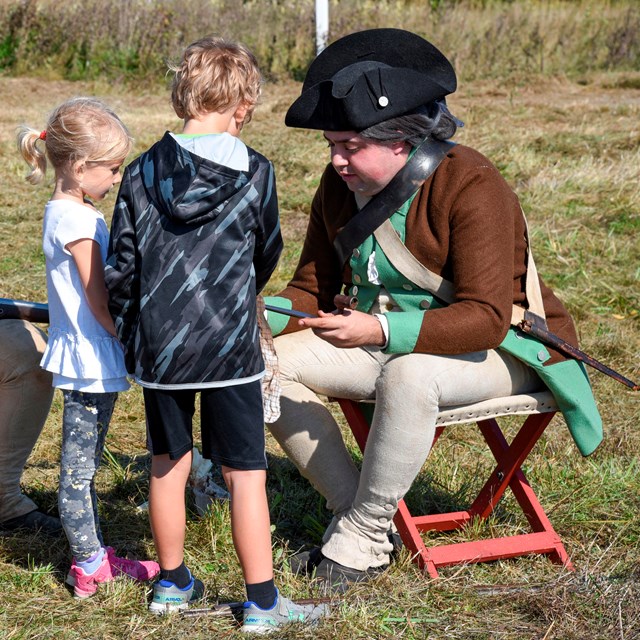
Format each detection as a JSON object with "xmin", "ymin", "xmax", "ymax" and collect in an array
[{"xmin": 519, "ymin": 314, "xmax": 638, "ymax": 391}]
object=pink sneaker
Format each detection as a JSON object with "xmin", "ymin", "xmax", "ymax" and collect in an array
[
  {"xmin": 105, "ymin": 547, "xmax": 160, "ymax": 581},
  {"xmin": 65, "ymin": 548, "xmax": 160, "ymax": 599},
  {"xmin": 66, "ymin": 553, "xmax": 114, "ymax": 598}
]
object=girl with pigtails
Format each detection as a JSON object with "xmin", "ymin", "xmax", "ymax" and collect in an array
[{"xmin": 17, "ymin": 97, "xmax": 159, "ymax": 598}]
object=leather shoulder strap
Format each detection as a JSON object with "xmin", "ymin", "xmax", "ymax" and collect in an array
[
  {"xmin": 333, "ymin": 138, "xmax": 455, "ymax": 266},
  {"xmin": 374, "ymin": 210, "xmax": 546, "ymax": 325},
  {"xmin": 373, "ymin": 220, "xmax": 456, "ymax": 304}
]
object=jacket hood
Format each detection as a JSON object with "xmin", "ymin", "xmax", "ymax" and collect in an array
[{"xmin": 139, "ymin": 132, "xmax": 253, "ymax": 226}]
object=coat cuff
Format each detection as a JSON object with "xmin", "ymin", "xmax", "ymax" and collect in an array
[
  {"xmin": 263, "ymin": 296, "xmax": 293, "ymax": 336},
  {"xmin": 384, "ymin": 311, "xmax": 423, "ymax": 353}
]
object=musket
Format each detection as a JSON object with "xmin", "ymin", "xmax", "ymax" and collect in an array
[
  {"xmin": 3, "ymin": 297, "xmax": 635, "ymax": 390},
  {"xmin": 518, "ymin": 311, "xmax": 638, "ymax": 391},
  {"xmin": 266, "ymin": 302, "xmax": 638, "ymax": 391},
  {"xmin": 0, "ymin": 298, "xmax": 49, "ymax": 324},
  {"xmin": 0, "ymin": 297, "xmax": 356, "ymax": 324}
]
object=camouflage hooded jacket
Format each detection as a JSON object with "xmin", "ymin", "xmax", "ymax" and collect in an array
[{"xmin": 105, "ymin": 132, "xmax": 283, "ymax": 388}]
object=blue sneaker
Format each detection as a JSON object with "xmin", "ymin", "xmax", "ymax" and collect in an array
[
  {"xmin": 148, "ymin": 574, "xmax": 204, "ymax": 615},
  {"xmin": 242, "ymin": 589, "xmax": 329, "ymax": 634}
]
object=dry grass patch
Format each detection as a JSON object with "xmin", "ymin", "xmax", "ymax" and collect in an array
[{"xmin": 0, "ymin": 70, "xmax": 638, "ymax": 639}]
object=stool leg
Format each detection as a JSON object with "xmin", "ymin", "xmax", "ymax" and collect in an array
[
  {"xmin": 393, "ymin": 500, "xmax": 440, "ymax": 579},
  {"xmin": 338, "ymin": 399, "xmax": 447, "ymax": 578},
  {"xmin": 469, "ymin": 413, "xmax": 553, "ymax": 519},
  {"xmin": 336, "ymin": 400, "xmax": 573, "ymax": 576},
  {"xmin": 472, "ymin": 413, "xmax": 573, "ymax": 569}
]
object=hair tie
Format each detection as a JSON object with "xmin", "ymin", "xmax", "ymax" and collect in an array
[{"xmin": 39, "ymin": 130, "xmax": 47, "ymax": 141}]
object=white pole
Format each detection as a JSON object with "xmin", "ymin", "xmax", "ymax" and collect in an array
[{"xmin": 315, "ymin": 0, "xmax": 329, "ymax": 54}]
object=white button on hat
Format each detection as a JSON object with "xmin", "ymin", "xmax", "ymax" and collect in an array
[{"xmin": 378, "ymin": 96, "xmax": 389, "ymax": 107}]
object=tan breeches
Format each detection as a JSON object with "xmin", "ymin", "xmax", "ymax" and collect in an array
[{"xmin": 268, "ymin": 328, "xmax": 542, "ymax": 570}]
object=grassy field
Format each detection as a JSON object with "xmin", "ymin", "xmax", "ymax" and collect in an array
[{"xmin": 0, "ymin": 65, "xmax": 639, "ymax": 639}]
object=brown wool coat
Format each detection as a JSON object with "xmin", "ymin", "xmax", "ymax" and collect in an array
[{"xmin": 277, "ymin": 144, "xmax": 578, "ymax": 364}]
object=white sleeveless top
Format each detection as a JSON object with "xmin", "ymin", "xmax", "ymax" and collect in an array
[{"xmin": 40, "ymin": 199, "xmax": 129, "ymax": 392}]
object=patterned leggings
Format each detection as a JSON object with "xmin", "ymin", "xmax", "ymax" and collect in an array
[{"xmin": 58, "ymin": 390, "xmax": 117, "ymax": 561}]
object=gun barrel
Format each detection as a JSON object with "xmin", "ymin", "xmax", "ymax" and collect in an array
[
  {"xmin": 0, "ymin": 298, "xmax": 49, "ymax": 324},
  {"xmin": 264, "ymin": 304, "xmax": 315, "ymax": 319}
]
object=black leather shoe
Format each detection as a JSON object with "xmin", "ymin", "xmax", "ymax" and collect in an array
[
  {"xmin": 389, "ymin": 530, "xmax": 403, "ymax": 557},
  {"xmin": 312, "ymin": 557, "xmax": 388, "ymax": 594},
  {"xmin": 289, "ymin": 546, "xmax": 325, "ymax": 576},
  {"xmin": 291, "ymin": 534, "xmax": 400, "ymax": 578},
  {"xmin": 0, "ymin": 509, "xmax": 62, "ymax": 535}
]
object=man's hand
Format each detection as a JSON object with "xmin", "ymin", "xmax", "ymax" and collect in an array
[{"xmin": 298, "ymin": 309, "xmax": 385, "ymax": 348}]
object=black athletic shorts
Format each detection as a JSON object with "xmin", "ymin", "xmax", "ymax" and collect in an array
[{"xmin": 143, "ymin": 380, "xmax": 267, "ymax": 470}]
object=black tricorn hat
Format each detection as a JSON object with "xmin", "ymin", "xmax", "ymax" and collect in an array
[{"xmin": 285, "ymin": 28, "xmax": 457, "ymax": 131}]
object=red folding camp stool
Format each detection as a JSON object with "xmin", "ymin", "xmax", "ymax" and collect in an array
[{"xmin": 335, "ymin": 391, "xmax": 574, "ymax": 579}]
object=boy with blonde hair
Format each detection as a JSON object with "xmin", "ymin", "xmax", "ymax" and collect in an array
[{"xmin": 106, "ymin": 36, "xmax": 328, "ymax": 632}]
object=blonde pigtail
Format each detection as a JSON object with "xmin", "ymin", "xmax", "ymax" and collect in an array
[
  {"xmin": 16, "ymin": 126, "xmax": 48, "ymax": 185},
  {"xmin": 16, "ymin": 98, "xmax": 132, "ymax": 189}
]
